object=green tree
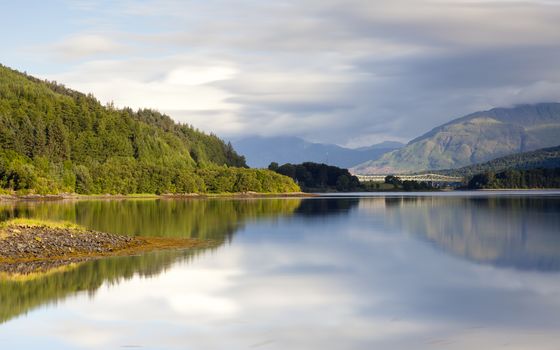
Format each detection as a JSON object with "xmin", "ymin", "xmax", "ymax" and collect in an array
[
  {"xmin": 384, "ymin": 175, "xmax": 402, "ymax": 188},
  {"xmin": 268, "ymin": 162, "xmax": 279, "ymax": 172}
]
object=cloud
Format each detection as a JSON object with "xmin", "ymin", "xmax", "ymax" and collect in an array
[
  {"xmin": 49, "ymin": 57, "xmax": 239, "ymax": 108},
  {"xmin": 51, "ymin": 34, "xmax": 127, "ymax": 59},
  {"xmin": 22, "ymin": 0, "xmax": 560, "ymax": 146}
]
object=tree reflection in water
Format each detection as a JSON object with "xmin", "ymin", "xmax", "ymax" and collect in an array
[{"xmin": 0, "ymin": 198, "xmax": 302, "ymax": 324}]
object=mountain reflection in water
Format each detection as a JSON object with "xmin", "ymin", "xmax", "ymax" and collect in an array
[{"xmin": 378, "ymin": 196, "xmax": 560, "ymax": 270}]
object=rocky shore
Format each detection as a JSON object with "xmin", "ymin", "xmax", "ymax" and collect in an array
[
  {"xmin": 0, "ymin": 225, "xmax": 142, "ymax": 261},
  {"xmin": 0, "ymin": 222, "xmax": 217, "ymax": 276}
]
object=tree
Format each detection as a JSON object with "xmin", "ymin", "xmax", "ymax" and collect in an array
[
  {"xmin": 384, "ymin": 175, "xmax": 402, "ymax": 187},
  {"xmin": 74, "ymin": 165, "xmax": 94, "ymax": 194},
  {"xmin": 467, "ymin": 172, "xmax": 494, "ymax": 189},
  {"xmin": 268, "ymin": 162, "xmax": 279, "ymax": 172},
  {"xmin": 336, "ymin": 175, "xmax": 351, "ymax": 191}
]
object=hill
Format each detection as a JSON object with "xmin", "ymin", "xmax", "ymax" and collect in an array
[
  {"xmin": 435, "ymin": 145, "xmax": 560, "ymax": 177},
  {"xmin": 0, "ymin": 64, "xmax": 299, "ymax": 194},
  {"xmin": 232, "ymin": 136, "xmax": 403, "ymax": 168},
  {"xmin": 352, "ymin": 103, "xmax": 560, "ymax": 174}
]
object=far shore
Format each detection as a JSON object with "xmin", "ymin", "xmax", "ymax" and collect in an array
[{"xmin": 2, "ymin": 189, "xmax": 559, "ymax": 203}]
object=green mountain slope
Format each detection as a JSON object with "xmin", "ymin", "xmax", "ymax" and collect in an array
[
  {"xmin": 435, "ymin": 145, "xmax": 560, "ymax": 177},
  {"xmin": 0, "ymin": 64, "xmax": 299, "ymax": 194},
  {"xmin": 352, "ymin": 103, "xmax": 560, "ymax": 174}
]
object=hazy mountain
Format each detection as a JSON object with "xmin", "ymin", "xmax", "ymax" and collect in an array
[
  {"xmin": 435, "ymin": 145, "xmax": 560, "ymax": 177},
  {"xmin": 232, "ymin": 136, "xmax": 403, "ymax": 168},
  {"xmin": 352, "ymin": 103, "xmax": 560, "ymax": 174}
]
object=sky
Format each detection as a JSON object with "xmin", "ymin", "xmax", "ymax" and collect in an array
[{"xmin": 1, "ymin": 0, "xmax": 560, "ymax": 147}]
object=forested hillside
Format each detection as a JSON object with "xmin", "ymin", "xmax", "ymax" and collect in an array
[
  {"xmin": 0, "ymin": 64, "xmax": 299, "ymax": 194},
  {"xmin": 436, "ymin": 145, "xmax": 560, "ymax": 177}
]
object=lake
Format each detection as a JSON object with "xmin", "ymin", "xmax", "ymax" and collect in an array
[{"xmin": 1, "ymin": 191, "xmax": 560, "ymax": 349}]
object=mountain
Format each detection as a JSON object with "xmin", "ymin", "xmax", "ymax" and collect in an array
[
  {"xmin": 232, "ymin": 136, "xmax": 403, "ymax": 168},
  {"xmin": 0, "ymin": 64, "xmax": 299, "ymax": 194},
  {"xmin": 352, "ymin": 103, "xmax": 560, "ymax": 174},
  {"xmin": 435, "ymin": 145, "xmax": 560, "ymax": 177}
]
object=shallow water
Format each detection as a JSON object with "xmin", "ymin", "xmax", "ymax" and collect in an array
[{"xmin": 1, "ymin": 191, "xmax": 560, "ymax": 349}]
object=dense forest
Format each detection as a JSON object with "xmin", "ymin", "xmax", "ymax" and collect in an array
[
  {"xmin": 467, "ymin": 168, "xmax": 560, "ymax": 189},
  {"xmin": 0, "ymin": 64, "xmax": 299, "ymax": 194},
  {"xmin": 269, "ymin": 162, "xmax": 361, "ymax": 192}
]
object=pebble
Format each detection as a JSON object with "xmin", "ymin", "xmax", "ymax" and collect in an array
[{"xmin": 0, "ymin": 225, "xmax": 138, "ymax": 261}]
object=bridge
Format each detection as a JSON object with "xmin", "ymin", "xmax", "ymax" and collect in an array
[{"xmin": 355, "ymin": 173, "xmax": 464, "ymax": 184}]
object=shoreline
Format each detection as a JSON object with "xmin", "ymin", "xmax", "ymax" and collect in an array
[
  {"xmin": 0, "ymin": 192, "xmax": 317, "ymax": 202},
  {"xmin": 1, "ymin": 189, "xmax": 557, "ymax": 202}
]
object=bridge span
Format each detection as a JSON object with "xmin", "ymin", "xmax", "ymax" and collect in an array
[{"xmin": 355, "ymin": 174, "xmax": 464, "ymax": 184}]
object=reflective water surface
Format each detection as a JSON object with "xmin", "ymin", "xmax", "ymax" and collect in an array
[{"xmin": 1, "ymin": 192, "xmax": 560, "ymax": 349}]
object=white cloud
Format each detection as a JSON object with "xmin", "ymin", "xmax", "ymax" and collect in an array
[
  {"xmin": 23, "ymin": 0, "xmax": 560, "ymax": 146},
  {"xmin": 46, "ymin": 57, "xmax": 243, "ymax": 133},
  {"xmin": 52, "ymin": 34, "xmax": 126, "ymax": 59},
  {"xmin": 165, "ymin": 65, "xmax": 237, "ymax": 86}
]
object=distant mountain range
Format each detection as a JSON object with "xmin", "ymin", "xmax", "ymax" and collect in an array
[
  {"xmin": 232, "ymin": 136, "xmax": 403, "ymax": 168},
  {"xmin": 435, "ymin": 145, "xmax": 560, "ymax": 177},
  {"xmin": 352, "ymin": 103, "xmax": 560, "ymax": 174}
]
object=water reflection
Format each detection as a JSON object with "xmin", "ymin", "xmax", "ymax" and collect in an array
[
  {"xmin": 378, "ymin": 196, "xmax": 560, "ymax": 270},
  {"xmin": 1, "ymin": 194, "xmax": 560, "ymax": 350},
  {"xmin": 0, "ymin": 249, "xmax": 206, "ymax": 324},
  {"xmin": 0, "ymin": 198, "xmax": 302, "ymax": 238},
  {"xmin": 0, "ymin": 199, "xmax": 302, "ymax": 324},
  {"xmin": 295, "ymin": 197, "xmax": 359, "ymax": 217}
]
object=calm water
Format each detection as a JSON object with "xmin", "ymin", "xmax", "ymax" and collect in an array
[{"xmin": 1, "ymin": 192, "xmax": 560, "ymax": 349}]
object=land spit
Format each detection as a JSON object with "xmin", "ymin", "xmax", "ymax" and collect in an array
[{"xmin": 0, "ymin": 222, "xmax": 218, "ymax": 276}]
